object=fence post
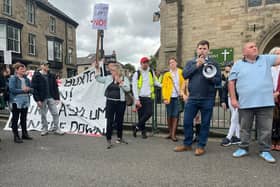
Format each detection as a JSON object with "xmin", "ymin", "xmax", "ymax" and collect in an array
[{"xmin": 152, "ymin": 98, "xmax": 159, "ymax": 134}]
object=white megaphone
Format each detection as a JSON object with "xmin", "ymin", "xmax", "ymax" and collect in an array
[{"xmin": 202, "ymin": 63, "xmax": 217, "ymax": 79}]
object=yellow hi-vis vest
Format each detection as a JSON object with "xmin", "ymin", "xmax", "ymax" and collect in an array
[{"xmin": 137, "ymin": 70, "xmax": 155, "ymax": 99}]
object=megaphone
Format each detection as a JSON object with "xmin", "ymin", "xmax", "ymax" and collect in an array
[{"xmin": 202, "ymin": 63, "xmax": 217, "ymax": 79}]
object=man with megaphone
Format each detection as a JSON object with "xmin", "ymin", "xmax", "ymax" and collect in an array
[{"xmin": 174, "ymin": 40, "xmax": 221, "ymax": 156}]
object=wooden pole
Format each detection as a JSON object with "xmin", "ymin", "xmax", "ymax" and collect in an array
[{"xmin": 95, "ymin": 30, "xmax": 101, "ymax": 68}]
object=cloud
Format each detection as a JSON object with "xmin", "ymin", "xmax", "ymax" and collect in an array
[{"xmin": 48, "ymin": 0, "xmax": 160, "ymax": 68}]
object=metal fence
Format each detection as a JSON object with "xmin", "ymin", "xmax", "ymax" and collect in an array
[{"xmin": 123, "ymin": 90, "xmax": 231, "ymax": 133}]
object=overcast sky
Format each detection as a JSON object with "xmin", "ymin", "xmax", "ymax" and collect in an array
[{"xmin": 48, "ymin": 0, "xmax": 161, "ymax": 67}]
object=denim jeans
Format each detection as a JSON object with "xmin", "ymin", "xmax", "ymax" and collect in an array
[{"xmin": 183, "ymin": 98, "xmax": 215, "ymax": 148}]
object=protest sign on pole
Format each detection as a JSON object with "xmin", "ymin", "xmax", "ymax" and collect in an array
[
  {"xmin": 4, "ymin": 50, "xmax": 12, "ymax": 64},
  {"xmin": 92, "ymin": 3, "xmax": 109, "ymax": 30}
]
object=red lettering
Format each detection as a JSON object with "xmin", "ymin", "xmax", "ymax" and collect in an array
[{"xmin": 93, "ymin": 19, "xmax": 107, "ymax": 26}]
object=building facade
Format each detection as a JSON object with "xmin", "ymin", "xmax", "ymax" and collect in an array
[
  {"xmin": 0, "ymin": 0, "xmax": 78, "ymax": 77},
  {"xmin": 158, "ymin": 0, "xmax": 280, "ymax": 70}
]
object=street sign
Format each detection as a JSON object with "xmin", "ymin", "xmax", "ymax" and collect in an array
[
  {"xmin": 209, "ymin": 48, "xmax": 234, "ymax": 66},
  {"xmin": 92, "ymin": 3, "xmax": 109, "ymax": 30},
  {"xmin": 4, "ymin": 50, "xmax": 12, "ymax": 64}
]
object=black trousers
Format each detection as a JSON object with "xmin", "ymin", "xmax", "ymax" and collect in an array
[
  {"xmin": 11, "ymin": 103, "xmax": 28, "ymax": 136},
  {"xmin": 136, "ymin": 97, "xmax": 153, "ymax": 131},
  {"xmin": 105, "ymin": 100, "xmax": 126, "ymax": 140}
]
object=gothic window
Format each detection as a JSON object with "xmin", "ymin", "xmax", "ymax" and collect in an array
[
  {"xmin": 248, "ymin": 0, "xmax": 262, "ymax": 7},
  {"xmin": 266, "ymin": 0, "xmax": 280, "ymax": 4}
]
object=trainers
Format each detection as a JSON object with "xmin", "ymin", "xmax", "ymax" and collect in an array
[
  {"xmin": 221, "ymin": 138, "xmax": 231, "ymax": 147},
  {"xmin": 115, "ymin": 138, "xmax": 128, "ymax": 144},
  {"xmin": 41, "ymin": 131, "xmax": 48, "ymax": 136},
  {"xmin": 54, "ymin": 129, "xmax": 65, "ymax": 135},
  {"xmin": 233, "ymin": 148, "xmax": 248, "ymax": 158},
  {"xmin": 259, "ymin": 152, "xmax": 276, "ymax": 163},
  {"xmin": 231, "ymin": 136, "xmax": 241, "ymax": 145}
]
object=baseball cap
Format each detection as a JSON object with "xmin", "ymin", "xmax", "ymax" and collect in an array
[{"xmin": 140, "ymin": 57, "xmax": 149, "ymax": 64}]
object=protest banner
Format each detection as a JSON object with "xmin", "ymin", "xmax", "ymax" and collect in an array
[{"xmin": 4, "ymin": 67, "xmax": 107, "ymax": 136}]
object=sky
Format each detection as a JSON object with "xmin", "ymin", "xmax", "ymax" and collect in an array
[{"xmin": 48, "ymin": 0, "xmax": 161, "ymax": 67}]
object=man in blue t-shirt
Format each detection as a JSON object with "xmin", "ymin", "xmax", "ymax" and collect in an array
[{"xmin": 229, "ymin": 42, "xmax": 280, "ymax": 163}]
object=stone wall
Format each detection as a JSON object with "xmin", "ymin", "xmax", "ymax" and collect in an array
[{"xmin": 159, "ymin": 0, "xmax": 280, "ymax": 69}]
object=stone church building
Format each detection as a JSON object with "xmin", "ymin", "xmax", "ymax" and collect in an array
[{"xmin": 158, "ymin": 0, "xmax": 280, "ymax": 70}]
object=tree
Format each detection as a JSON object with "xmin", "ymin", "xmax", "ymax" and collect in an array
[
  {"xmin": 149, "ymin": 55, "xmax": 157, "ymax": 70},
  {"xmin": 123, "ymin": 63, "xmax": 135, "ymax": 73}
]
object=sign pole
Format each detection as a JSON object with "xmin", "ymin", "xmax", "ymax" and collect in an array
[{"xmin": 95, "ymin": 30, "xmax": 101, "ymax": 68}]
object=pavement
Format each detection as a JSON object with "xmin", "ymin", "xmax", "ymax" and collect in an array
[{"xmin": 0, "ymin": 127, "xmax": 280, "ymax": 187}]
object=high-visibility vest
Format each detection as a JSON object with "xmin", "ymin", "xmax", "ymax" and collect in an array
[{"xmin": 137, "ymin": 70, "xmax": 155, "ymax": 99}]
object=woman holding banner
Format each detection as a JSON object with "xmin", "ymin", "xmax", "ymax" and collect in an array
[
  {"xmin": 95, "ymin": 63, "xmax": 130, "ymax": 149},
  {"xmin": 9, "ymin": 62, "xmax": 33, "ymax": 143}
]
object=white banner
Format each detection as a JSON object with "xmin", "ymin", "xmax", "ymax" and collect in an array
[
  {"xmin": 4, "ymin": 67, "xmax": 107, "ymax": 136},
  {"xmin": 92, "ymin": 3, "xmax": 109, "ymax": 30}
]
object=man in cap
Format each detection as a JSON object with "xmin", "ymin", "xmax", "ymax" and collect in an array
[
  {"xmin": 31, "ymin": 61, "xmax": 64, "ymax": 136},
  {"xmin": 131, "ymin": 57, "xmax": 161, "ymax": 138}
]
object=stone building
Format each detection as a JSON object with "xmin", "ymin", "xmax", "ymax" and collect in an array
[
  {"xmin": 0, "ymin": 0, "xmax": 78, "ymax": 77},
  {"xmin": 158, "ymin": 0, "xmax": 280, "ymax": 70}
]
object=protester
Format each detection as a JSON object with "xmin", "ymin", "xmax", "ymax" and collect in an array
[
  {"xmin": 95, "ymin": 63, "xmax": 130, "ymax": 149},
  {"xmin": 131, "ymin": 57, "xmax": 161, "ymax": 138},
  {"xmin": 161, "ymin": 57, "xmax": 184, "ymax": 141},
  {"xmin": 9, "ymin": 62, "xmax": 33, "ymax": 143},
  {"xmin": 31, "ymin": 61, "xmax": 64, "ymax": 136},
  {"xmin": 220, "ymin": 63, "xmax": 241, "ymax": 146},
  {"xmin": 0, "ymin": 65, "xmax": 10, "ymax": 107},
  {"xmin": 229, "ymin": 42, "xmax": 280, "ymax": 163},
  {"xmin": 269, "ymin": 47, "xmax": 280, "ymax": 151},
  {"xmin": 174, "ymin": 40, "xmax": 221, "ymax": 156}
]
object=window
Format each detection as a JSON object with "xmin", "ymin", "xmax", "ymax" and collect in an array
[
  {"xmin": 49, "ymin": 16, "xmax": 56, "ymax": 33},
  {"xmin": 7, "ymin": 25, "xmax": 20, "ymax": 53},
  {"xmin": 266, "ymin": 0, "xmax": 280, "ymax": 4},
  {"xmin": 3, "ymin": 0, "xmax": 12, "ymax": 15},
  {"xmin": 47, "ymin": 40, "xmax": 62, "ymax": 62},
  {"xmin": 28, "ymin": 33, "xmax": 36, "ymax": 55},
  {"xmin": 26, "ymin": 0, "xmax": 35, "ymax": 24},
  {"xmin": 0, "ymin": 24, "xmax": 6, "ymax": 50},
  {"xmin": 67, "ymin": 48, "xmax": 73, "ymax": 64},
  {"xmin": 67, "ymin": 68, "xmax": 76, "ymax": 78},
  {"xmin": 248, "ymin": 0, "xmax": 262, "ymax": 7}
]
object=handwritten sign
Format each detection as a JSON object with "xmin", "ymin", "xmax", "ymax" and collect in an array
[
  {"xmin": 5, "ymin": 68, "xmax": 107, "ymax": 136},
  {"xmin": 92, "ymin": 3, "xmax": 109, "ymax": 30}
]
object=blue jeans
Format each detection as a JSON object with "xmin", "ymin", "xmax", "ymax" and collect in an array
[{"xmin": 183, "ymin": 99, "xmax": 215, "ymax": 148}]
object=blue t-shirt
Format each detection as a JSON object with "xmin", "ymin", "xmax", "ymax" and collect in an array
[{"xmin": 229, "ymin": 55, "xmax": 277, "ymax": 109}]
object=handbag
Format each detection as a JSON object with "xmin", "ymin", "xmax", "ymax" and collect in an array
[
  {"xmin": 169, "ymin": 75, "xmax": 185, "ymax": 113},
  {"xmin": 125, "ymin": 91, "xmax": 134, "ymax": 106}
]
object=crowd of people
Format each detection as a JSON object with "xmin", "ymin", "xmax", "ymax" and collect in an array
[{"xmin": 0, "ymin": 40, "xmax": 280, "ymax": 164}]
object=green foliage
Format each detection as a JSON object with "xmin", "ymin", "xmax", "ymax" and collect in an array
[
  {"xmin": 123, "ymin": 63, "xmax": 136, "ymax": 73},
  {"xmin": 149, "ymin": 55, "xmax": 157, "ymax": 70}
]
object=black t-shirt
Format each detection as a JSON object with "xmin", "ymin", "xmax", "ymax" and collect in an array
[{"xmin": 104, "ymin": 81, "xmax": 120, "ymax": 99}]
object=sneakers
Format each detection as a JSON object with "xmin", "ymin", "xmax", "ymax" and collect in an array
[
  {"xmin": 54, "ymin": 129, "xmax": 65, "ymax": 136},
  {"xmin": 233, "ymin": 148, "xmax": 248, "ymax": 158},
  {"xmin": 259, "ymin": 152, "xmax": 276, "ymax": 163},
  {"xmin": 115, "ymin": 138, "xmax": 128, "ymax": 144},
  {"xmin": 132, "ymin": 125, "xmax": 138, "ymax": 137},
  {"xmin": 231, "ymin": 136, "xmax": 241, "ymax": 145},
  {"xmin": 221, "ymin": 138, "xmax": 231, "ymax": 147},
  {"xmin": 41, "ymin": 130, "xmax": 48, "ymax": 136}
]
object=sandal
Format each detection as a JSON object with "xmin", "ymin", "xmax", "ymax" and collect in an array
[
  {"xmin": 165, "ymin": 135, "xmax": 171, "ymax": 139},
  {"xmin": 171, "ymin": 137, "xmax": 178, "ymax": 142}
]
